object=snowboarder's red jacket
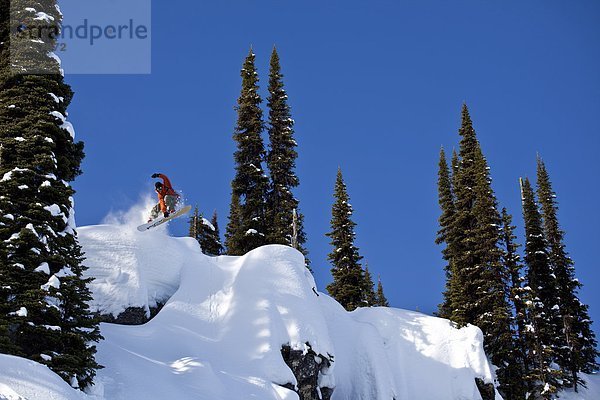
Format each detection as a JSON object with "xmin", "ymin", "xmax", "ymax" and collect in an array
[{"xmin": 156, "ymin": 173, "xmax": 178, "ymax": 213}]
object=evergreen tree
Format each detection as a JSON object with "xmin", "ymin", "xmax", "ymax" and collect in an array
[
  {"xmin": 0, "ymin": 0, "xmax": 101, "ymax": 388},
  {"xmin": 265, "ymin": 47, "xmax": 308, "ymax": 263},
  {"xmin": 326, "ymin": 168, "xmax": 366, "ymax": 311},
  {"xmin": 225, "ymin": 49, "xmax": 269, "ymax": 255},
  {"xmin": 205, "ymin": 210, "xmax": 224, "ymax": 256},
  {"xmin": 190, "ymin": 207, "xmax": 224, "ymax": 256},
  {"xmin": 443, "ymin": 104, "xmax": 516, "ymax": 397},
  {"xmin": 470, "ymin": 146, "xmax": 515, "ymax": 400},
  {"xmin": 225, "ymin": 192, "xmax": 244, "ymax": 255},
  {"xmin": 435, "ymin": 147, "xmax": 456, "ymax": 319},
  {"xmin": 448, "ymin": 104, "xmax": 484, "ymax": 326},
  {"xmin": 536, "ymin": 158, "xmax": 599, "ymax": 389},
  {"xmin": 450, "ymin": 149, "xmax": 460, "ymax": 180},
  {"xmin": 189, "ymin": 206, "xmax": 202, "ymax": 241},
  {"xmin": 375, "ymin": 275, "xmax": 389, "ymax": 307},
  {"xmin": 500, "ymin": 208, "xmax": 528, "ymax": 400},
  {"xmin": 363, "ymin": 264, "xmax": 376, "ymax": 306},
  {"xmin": 520, "ymin": 178, "xmax": 563, "ymax": 399}
]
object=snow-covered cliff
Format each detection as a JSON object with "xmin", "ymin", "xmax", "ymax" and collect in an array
[{"xmin": 1, "ymin": 222, "xmax": 598, "ymax": 399}]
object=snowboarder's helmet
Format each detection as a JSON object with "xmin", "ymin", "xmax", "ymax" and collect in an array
[{"xmin": 155, "ymin": 182, "xmax": 163, "ymax": 191}]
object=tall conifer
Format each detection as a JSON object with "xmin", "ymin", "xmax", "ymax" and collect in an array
[
  {"xmin": 375, "ymin": 276, "xmax": 389, "ymax": 307},
  {"xmin": 265, "ymin": 47, "xmax": 308, "ymax": 262},
  {"xmin": 451, "ymin": 149, "xmax": 459, "ymax": 179},
  {"xmin": 191, "ymin": 207, "xmax": 224, "ymax": 256},
  {"xmin": 0, "ymin": 0, "xmax": 101, "ymax": 388},
  {"xmin": 225, "ymin": 49, "xmax": 269, "ymax": 255},
  {"xmin": 363, "ymin": 265, "xmax": 376, "ymax": 306},
  {"xmin": 536, "ymin": 158, "xmax": 598, "ymax": 389},
  {"xmin": 205, "ymin": 211, "xmax": 224, "ymax": 256},
  {"xmin": 225, "ymin": 193, "xmax": 244, "ymax": 255},
  {"xmin": 449, "ymin": 104, "xmax": 484, "ymax": 326},
  {"xmin": 520, "ymin": 178, "xmax": 563, "ymax": 399},
  {"xmin": 470, "ymin": 145, "xmax": 515, "ymax": 400},
  {"xmin": 326, "ymin": 168, "xmax": 366, "ymax": 311},
  {"xmin": 189, "ymin": 206, "xmax": 202, "ymax": 241},
  {"xmin": 441, "ymin": 105, "xmax": 516, "ymax": 397},
  {"xmin": 500, "ymin": 208, "xmax": 528, "ymax": 400},
  {"xmin": 436, "ymin": 147, "xmax": 456, "ymax": 319}
]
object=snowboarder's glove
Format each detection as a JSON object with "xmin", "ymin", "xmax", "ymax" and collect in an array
[
  {"xmin": 151, "ymin": 173, "xmax": 160, "ymax": 178},
  {"xmin": 163, "ymin": 212, "xmax": 170, "ymax": 218}
]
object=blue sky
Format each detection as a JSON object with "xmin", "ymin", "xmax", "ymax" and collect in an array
[{"xmin": 65, "ymin": 0, "xmax": 599, "ymax": 339}]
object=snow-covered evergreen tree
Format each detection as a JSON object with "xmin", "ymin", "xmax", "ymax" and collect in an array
[
  {"xmin": 189, "ymin": 206, "xmax": 201, "ymax": 241},
  {"xmin": 190, "ymin": 207, "xmax": 224, "ymax": 256},
  {"xmin": 265, "ymin": 47, "xmax": 308, "ymax": 264},
  {"xmin": 205, "ymin": 210, "xmax": 224, "ymax": 256},
  {"xmin": 363, "ymin": 265, "xmax": 376, "ymax": 306},
  {"xmin": 499, "ymin": 208, "xmax": 528, "ymax": 400},
  {"xmin": 520, "ymin": 177, "xmax": 563, "ymax": 399},
  {"xmin": 225, "ymin": 49, "xmax": 269, "ymax": 255},
  {"xmin": 536, "ymin": 157, "xmax": 599, "ymax": 389},
  {"xmin": 440, "ymin": 104, "xmax": 516, "ymax": 397},
  {"xmin": 225, "ymin": 192, "xmax": 244, "ymax": 255},
  {"xmin": 470, "ymin": 144, "xmax": 516, "ymax": 400},
  {"xmin": 0, "ymin": 0, "xmax": 101, "ymax": 388},
  {"xmin": 326, "ymin": 168, "xmax": 367, "ymax": 311},
  {"xmin": 435, "ymin": 147, "xmax": 456, "ymax": 319},
  {"xmin": 375, "ymin": 275, "xmax": 389, "ymax": 307}
]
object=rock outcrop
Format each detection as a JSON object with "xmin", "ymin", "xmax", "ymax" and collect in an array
[
  {"xmin": 97, "ymin": 303, "xmax": 164, "ymax": 325},
  {"xmin": 475, "ymin": 377, "xmax": 496, "ymax": 400},
  {"xmin": 281, "ymin": 344, "xmax": 334, "ymax": 400}
]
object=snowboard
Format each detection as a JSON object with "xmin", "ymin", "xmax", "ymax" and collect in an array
[{"xmin": 137, "ymin": 205, "xmax": 192, "ymax": 232}]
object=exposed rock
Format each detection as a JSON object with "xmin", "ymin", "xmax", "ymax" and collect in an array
[
  {"xmin": 280, "ymin": 343, "xmax": 334, "ymax": 400},
  {"xmin": 98, "ymin": 303, "xmax": 164, "ymax": 325},
  {"xmin": 319, "ymin": 386, "xmax": 334, "ymax": 400},
  {"xmin": 475, "ymin": 377, "xmax": 496, "ymax": 400}
]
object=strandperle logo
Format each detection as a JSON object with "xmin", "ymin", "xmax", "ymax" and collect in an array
[
  {"xmin": 10, "ymin": 0, "xmax": 151, "ymax": 75},
  {"xmin": 15, "ymin": 19, "xmax": 149, "ymax": 47}
]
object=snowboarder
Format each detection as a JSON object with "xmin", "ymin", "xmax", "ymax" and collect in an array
[{"xmin": 149, "ymin": 173, "xmax": 180, "ymax": 221}]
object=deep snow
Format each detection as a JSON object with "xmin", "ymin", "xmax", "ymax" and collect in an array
[{"xmin": 1, "ymin": 217, "xmax": 598, "ymax": 400}]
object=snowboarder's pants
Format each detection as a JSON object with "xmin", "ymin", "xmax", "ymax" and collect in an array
[{"xmin": 150, "ymin": 195, "xmax": 177, "ymax": 219}]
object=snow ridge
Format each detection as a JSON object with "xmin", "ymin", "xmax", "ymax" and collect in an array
[
  {"xmin": 79, "ymin": 223, "xmax": 498, "ymax": 399},
  {"xmin": 2, "ymin": 221, "xmax": 598, "ymax": 399}
]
